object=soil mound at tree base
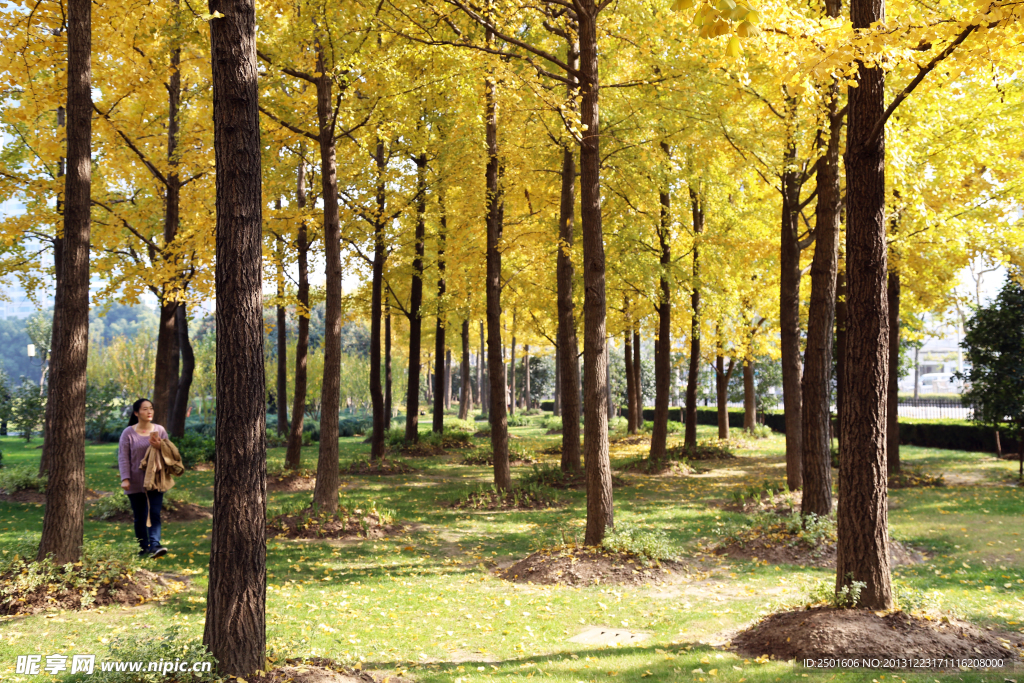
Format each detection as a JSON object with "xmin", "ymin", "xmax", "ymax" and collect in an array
[
  {"xmin": 268, "ymin": 469, "xmax": 317, "ymax": 492},
  {"xmin": 888, "ymin": 469, "xmax": 945, "ymax": 489},
  {"xmin": 460, "ymin": 452, "xmax": 537, "ymax": 467},
  {"xmin": 715, "ymin": 535, "xmax": 923, "ymax": 569},
  {"xmin": 499, "ymin": 546, "xmax": 684, "ymax": 586},
  {"xmin": 248, "ymin": 657, "xmax": 414, "ymax": 683},
  {"xmin": 733, "ymin": 607, "xmax": 1024, "ymax": 670},
  {"xmin": 617, "ymin": 458, "xmax": 697, "ymax": 475},
  {"xmin": 339, "ymin": 459, "xmax": 417, "ymax": 476},
  {"xmin": 0, "ymin": 568, "xmax": 186, "ymax": 616},
  {"xmin": 267, "ymin": 507, "xmax": 403, "ymax": 540}
]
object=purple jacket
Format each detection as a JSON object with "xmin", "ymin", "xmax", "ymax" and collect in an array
[{"xmin": 118, "ymin": 425, "xmax": 168, "ymax": 495}]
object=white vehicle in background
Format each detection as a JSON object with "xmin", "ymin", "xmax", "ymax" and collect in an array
[{"xmin": 918, "ymin": 372, "xmax": 964, "ymax": 393}]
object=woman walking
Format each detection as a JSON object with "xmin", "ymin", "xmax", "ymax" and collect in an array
[{"xmin": 118, "ymin": 398, "xmax": 169, "ymax": 558}]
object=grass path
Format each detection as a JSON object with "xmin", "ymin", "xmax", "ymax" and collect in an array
[{"xmin": 2, "ymin": 417, "xmax": 1024, "ymax": 683}]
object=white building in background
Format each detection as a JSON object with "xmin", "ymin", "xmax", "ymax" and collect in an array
[{"xmin": 0, "ymin": 283, "xmax": 52, "ymax": 320}]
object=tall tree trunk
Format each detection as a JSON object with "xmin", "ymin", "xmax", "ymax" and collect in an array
[
  {"xmin": 312, "ymin": 44, "xmax": 342, "ymax": 512},
  {"xmin": 37, "ymin": 0, "xmax": 90, "ymax": 564},
  {"xmin": 557, "ymin": 144, "xmax": 581, "ymax": 473},
  {"xmin": 624, "ymin": 328, "xmax": 636, "ymax": 433},
  {"xmin": 524, "ymin": 345, "xmax": 531, "ymax": 410},
  {"xmin": 633, "ymin": 330, "xmax": 641, "ymax": 424},
  {"xmin": 286, "ymin": 158, "xmax": 310, "ymax": 470},
  {"xmin": 433, "ymin": 202, "xmax": 447, "ymax": 434},
  {"xmin": 153, "ymin": 302, "xmax": 178, "ymax": 427},
  {"xmin": 203, "ymin": 0, "xmax": 267, "ymax": 672},
  {"xmin": 780, "ymin": 117, "xmax": 805, "ymax": 491},
  {"xmin": 459, "ymin": 320, "xmax": 471, "ymax": 419},
  {"xmin": 835, "ymin": 266, "xmax": 848, "ymax": 456},
  {"xmin": 484, "ymin": 51, "xmax": 511, "ymax": 490},
  {"xmin": 716, "ymin": 353, "xmax": 735, "ymax": 440},
  {"xmin": 887, "ymin": 268, "xmax": 901, "ymax": 474},
  {"xmin": 445, "ymin": 349, "xmax": 452, "ymax": 409},
  {"xmin": 553, "ymin": 347, "xmax": 561, "ymax": 416},
  {"xmin": 384, "ymin": 303, "xmax": 392, "ymax": 422},
  {"xmin": 480, "ymin": 321, "xmax": 488, "ymax": 416},
  {"xmin": 578, "ymin": 1, "xmax": 613, "ymax": 545},
  {"xmin": 369, "ymin": 141, "xmax": 387, "ymax": 460},
  {"xmin": 170, "ymin": 303, "xmax": 194, "ymax": 438},
  {"xmin": 509, "ymin": 333, "xmax": 517, "ymax": 415},
  {"xmin": 276, "ymin": 237, "xmax": 288, "ymax": 436},
  {"xmin": 684, "ymin": 187, "xmax": 704, "ymax": 452},
  {"xmin": 650, "ymin": 153, "xmax": 672, "ymax": 461},
  {"xmin": 404, "ymin": 155, "xmax": 426, "ymax": 443},
  {"xmin": 743, "ymin": 359, "xmax": 756, "ymax": 431},
  {"xmin": 801, "ymin": 69, "xmax": 842, "ymax": 518},
  {"xmin": 836, "ymin": 0, "xmax": 893, "ymax": 607},
  {"xmin": 39, "ymin": 103, "xmax": 66, "ymax": 478}
]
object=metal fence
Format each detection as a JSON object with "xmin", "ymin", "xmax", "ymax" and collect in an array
[{"xmin": 897, "ymin": 399, "xmax": 972, "ymax": 420}]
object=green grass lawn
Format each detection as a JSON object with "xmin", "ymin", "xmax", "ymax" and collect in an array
[{"xmin": 2, "ymin": 415, "xmax": 1023, "ymax": 683}]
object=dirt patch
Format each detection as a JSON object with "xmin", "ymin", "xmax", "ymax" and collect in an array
[
  {"xmin": 190, "ymin": 462, "xmax": 214, "ymax": 472},
  {"xmin": 715, "ymin": 534, "xmax": 924, "ymax": 569},
  {"xmin": 0, "ymin": 568, "xmax": 186, "ymax": 616},
  {"xmin": 268, "ymin": 470, "xmax": 317, "ymax": 492},
  {"xmin": 612, "ymin": 434, "xmax": 651, "ymax": 446},
  {"xmin": 460, "ymin": 453, "xmax": 537, "ymax": 467},
  {"xmin": 617, "ymin": 458, "xmax": 698, "ymax": 475},
  {"xmin": 539, "ymin": 444, "xmax": 562, "ymax": 455},
  {"xmin": 248, "ymin": 657, "xmax": 414, "ymax": 683},
  {"xmin": 499, "ymin": 546, "xmax": 684, "ymax": 586},
  {"xmin": 0, "ymin": 488, "xmax": 108, "ymax": 505},
  {"xmin": 733, "ymin": 607, "xmax": 1024, "ymax": 669},
  {"xmin": 267, "ymin": 507, "xmax": 403, "ymax": 540},
  {"xmin": 889, "ymin": 469, "xmax": 945, "ymax": 489},
  {"xmin": 449, "ymin": 487, "xmax": 561, "ymax": 511},
  {"xmin": 339, "ymin": 459, "xmax": 417, "ymax": 476},
  {"xmin": 473, "ymin": 430, "xmax": 492, "ymax": 438}
]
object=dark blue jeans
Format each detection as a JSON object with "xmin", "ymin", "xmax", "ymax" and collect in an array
[{"xmin": 127, "ymin": 490, "xmax": 163, "ymax": 552}]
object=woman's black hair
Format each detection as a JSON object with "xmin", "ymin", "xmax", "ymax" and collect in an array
[{"xmin": 128, "ymin": 398, "xmax": 153, "ymax": 427}]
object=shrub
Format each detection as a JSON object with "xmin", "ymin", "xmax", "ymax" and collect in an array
[
  {"xmin": 507, "ymin": 414, "xmax": 530, "ymax": 427},
  {"xmin": 601, "ymin": 522, "xmax": 673, "ymax": 566},
  {"xmin": 445, "ymin": 418, "xmax": 476, "ymax": 433},
  {"xmin": 520, "ymin": 464, "xmax": 572, "ymax": 488},
  {"xmin": 338, "ymin": 415, "xmax": 373, "ymax": 437},
  {"xmin": 0, "ymin": 466, "xmax": 45, "ymax": 494},
  {"xmin": 541, "ymin": 416, "xmax": 562, "ymax": 431},
  {"xmin": 808, "ymin": 574, "xmax": 865, "ymax": 609},
  {"xmin": 174, "ymin": 432, "xmax": 215, "ymax": 468},
  {"xmin": 64, "ymin": 625, "xmax": 218, "ymax": 683},
  {"xmin": 90, "ymin": 493, "xmax": 132, "ymax": 520}
]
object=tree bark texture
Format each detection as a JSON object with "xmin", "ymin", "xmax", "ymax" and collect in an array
[
  {"xmin": 384, "ymin": 304, "xmax": 392, "ymax": 422},
  {"xmin": 484, "ymin": 59, "xmax": 511, "ymax": 490},
  {"xmin": 524, "ymin": 345, "xmax": 531, "ymax": 410},
  {"xmin": 633, "ymin": 330, "xmax": 641, "ymax": 423},
  {"xmin": 170, "ymin": 303, "xmax": 194, "ymax": 438},
  {"xmin": 433, "ymin": 207, "xmax": 447, "ymax": 434},
  {"xmin": 37, "ymin": 0, "xmax": 91, "ymax": 564},
  {"xmin": 780, "ymin": 125, "xmax": 805, "ymax": 491},
  {"xmin": 557, "ymin": 144, "xmax": 582, "ymax": 473},
  {"xmin": 285, "ymin": 159, "xmax": 310, "ymax": 470},
  {"xmin": 404, "ymin": 154, "xmax": 427, "ymax": 443},
  {"xmin": 553, "ymin": 349, "xmax": 561, "ymax": 416},
  {"xmin": 836, "ymin": 0, "xmax": 893, "ymax": 607},
  {"xmin": 509, "ymin": 334, "xmax": 517, "ymax": 415},
  {"xmin": 312, "ymin": 44, "xmax": 342, "ymax": 513},
  {"xmin": 480, "ymin": 321, "xmax": 488, "ymax": 415},
  {"xmin": 684, "ymin": 187, "xmax": 704, "ymax": 452},
  {"xmin": 459, "ymin": 319, "xmax": 471, "ymax": 419},
  {"xmin": 650, "ymin": 163, "xmax": 672, "ymax": 462},
  {"xmin": 801, "ymin": 76, "xmax": 842, "ymax": 518},
  {"xmin": 153, "ymin": 302, "xmax": 178, "ymax": 427},
  {"xmin": 369, "ymin": 141, "xmax": 387, "ymax": 460},
  {"xmin": 578, "ymin": 2, "xmax": 613, "ymax": 545},
  {"xmin": 887, "ymin": 268, "xmax": 901, "ymax": 474},
  {"xmin": 276, "ymin": 242, "xmax": 288, "ymax": 436},
  {"xmin": 203, "ymin": 0, "xmax": 267, "ymax": 672},
  {"xmin": 445, "ymin": 349, "xmax": 452, "ymax": 409},
  {"xmin": 624, "ymin": 326, "xmax": 636, "ymax": 433},
  {"xmin": 836, "ymin": 267, "xmax": 848, "ymax": 456}
]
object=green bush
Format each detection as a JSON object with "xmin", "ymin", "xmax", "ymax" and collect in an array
[
  {"xmin": 445, "ymin": 418, "xmax": 476, "ymax": 433},
  {"xmin": 808, "ymin": 574, "xmax": 865, "ymax": 609},
  {"xmin": 541, "ymin": 416, "xmax": 562, "ymax": 431},
  {"xmin": 601, "ymin": 522, "xmax": 673, "ymax": 566},
  {"xmin": 507, "ymin": 414, "xmax": 530, "ymax": 427},
  {"xmin": 64, "ymin": 625, "xmax": 218, "ymax": 683},
  {"xmin": 174, "ymin": 432, "xmax": 215, "ymax": 468},
  {"xmin": 520, "ymin": 464, "xmax": 571, "ymax": 488},
  {"xmin": 90, "ymin": 493, "xmax": 132, "ymax": 520},
  {"xmin": 0, "ymin": 466, "xmax": 45, "ymax": 494}
]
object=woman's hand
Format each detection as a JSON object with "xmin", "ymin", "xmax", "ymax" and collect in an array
[
  {"xmin": 149, "ymin": 431, "xmax": 163, "ymax": 448},
  {"xmin": 121, "ymin": 479, "xmax": 131, "ymax": 489}
]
